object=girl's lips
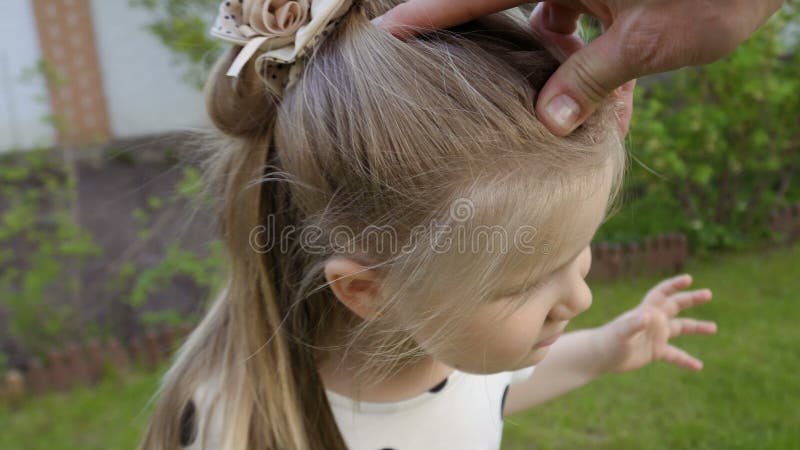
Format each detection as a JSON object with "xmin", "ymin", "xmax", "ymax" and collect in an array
[{"xmin": 533, "ymin": 332, "xmax": 562, "ymax": 348}]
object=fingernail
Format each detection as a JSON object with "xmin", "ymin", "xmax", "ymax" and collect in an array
[
  {"xmin": 544, "ymin": 95, "xmax": 580, "ymax": 133},
  {"xmin": 531, "ymin": 2, "xmax": 545, "ymax": 21},
  {"xmin": 371, "ymin": 15, "xmax": 384, "ymax": 27}
]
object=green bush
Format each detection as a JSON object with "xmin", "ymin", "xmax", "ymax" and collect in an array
[{"xmin": 0, "ymin": 149, "xmax": 103, "ymax": 358}]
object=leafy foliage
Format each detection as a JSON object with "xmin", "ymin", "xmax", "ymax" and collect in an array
[
  {"xmin": 103, "ymin": 165, "xmax": 226, "ymax": 330},
  {"xmin": 0, "ymin": 148, "xmax": 103, "ymax": 358},
  {"xmin": 129, "ymin": 0, "xmax": 222, "ymax": 89}
]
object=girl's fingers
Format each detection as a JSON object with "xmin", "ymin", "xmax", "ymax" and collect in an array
[
  {"xmin": 660, "ymin": 344, "xmax": 704, "ymax": 371},
  {"xmin": 618, "ymin": 311, "xmax": 649, "ymax": 338},
  {"xmin": 668, "ymin": 318, "xmax": 718, "ymax": 339},
  {"xmin": 645, "ymin": 274, "xmax": 693, "ymax": 306},
  {"xmin": 669, "ymin": 288, "xmax": 713, "ymax": 314}
]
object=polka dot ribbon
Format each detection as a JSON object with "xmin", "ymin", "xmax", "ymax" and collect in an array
[{"xmin": 210, "ymin": 0, "xmax": 360, "ymax": 96}]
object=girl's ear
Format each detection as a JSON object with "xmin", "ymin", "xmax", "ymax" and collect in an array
[{"xmin": 323, "ymin": 257, "xmax": 384, "ymax": 320}]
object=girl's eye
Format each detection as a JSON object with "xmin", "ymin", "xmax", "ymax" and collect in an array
[{"xmin": 509, "ymin": 279, "xmax": 546, "ymax": 299}]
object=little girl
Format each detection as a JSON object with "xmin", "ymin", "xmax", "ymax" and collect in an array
[{"xmin": 138, "ymin": 1, "xmax": 717, "ymax": 449}]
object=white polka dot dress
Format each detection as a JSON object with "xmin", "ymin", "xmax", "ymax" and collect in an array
[
  {"xmin": 325, "ymin": 366, "xmax": 536, "ymax": 450},
  {"xmin": 179, "ymin": 365, "xmax": 536, "ymax": 449}
]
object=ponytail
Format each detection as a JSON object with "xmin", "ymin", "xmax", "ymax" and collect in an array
[{"xmin": 138, "ymin": 42, "xmax": 348, "ymax": 450}]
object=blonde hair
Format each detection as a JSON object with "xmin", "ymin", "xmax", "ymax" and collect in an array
[{"xmin": 138, "ymin": 1, "xmax": 626, "ymax": 449}]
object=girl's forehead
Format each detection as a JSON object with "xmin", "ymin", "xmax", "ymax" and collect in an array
[
  {"xmin": 417, "ymin": 160, "xmax": 615, "ymax": 301},
  {"xmin": 495, "ymin": 175, "xmax": 611, "ymax": 289}
]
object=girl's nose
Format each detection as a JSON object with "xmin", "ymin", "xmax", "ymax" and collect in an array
[
  {"xmin": 556, "ymin": 282, "xmax": 593, "ymax": 321},
  {"xmin": 573, "ymin": 286, "xmax": 593, "ymax": 316}
]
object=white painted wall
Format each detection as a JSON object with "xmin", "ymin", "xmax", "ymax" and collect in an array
[
  {"xmin": 0, "ymin": 0, "xmax": 55, "ymax": 153},
  {"xmin": 1, "ymin": 1, "xmax": 211, "ymax": 153},
  {"xmin": 89, "ymin": 0, "xmax": 210, "ymax": 139}
]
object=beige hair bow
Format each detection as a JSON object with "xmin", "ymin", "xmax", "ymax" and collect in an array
[{"xmin": 210, "ymin": 0, "xmax": 359, "ymax": 96}]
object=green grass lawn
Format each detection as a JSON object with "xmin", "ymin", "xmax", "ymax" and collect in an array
[
  {"xmin": 0, "ymin": 368, "xmax": 161, "ymax": 450},
  {"xmin": 2, "ymin": 242, "xmax": 799, "ymax": 449}
]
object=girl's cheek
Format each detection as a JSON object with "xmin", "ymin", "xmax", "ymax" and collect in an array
[
  {"xmin": 426, "ymin": 302, "xmax": 548, "ymax": 371},
  {"xmin": 445, "ymin": 324, "xmax": 529, "ymax": 371},
  {"xmin": 496, "ymin": 313, "xmax": 546, "ymax": 358}
]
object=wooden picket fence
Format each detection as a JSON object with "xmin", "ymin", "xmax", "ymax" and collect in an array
[
  {"xmin": 587, "ymin": 202, "xmax": 800, "ymax": 281},
  {"xmin": 0, "ymin": 325, "xmax": 193, "ymax": 403},
  {"xmin": 769, "ymin": 203, "xmax": 800, "ymax": 243},
  {"xmin": 587, "ymin": 232, "xmax": 688, "ymax": 281}
]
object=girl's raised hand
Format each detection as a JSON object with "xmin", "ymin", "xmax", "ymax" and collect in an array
[{"xmin": 596, "ymin": 274, "xmax": 717, "ymax": 374}]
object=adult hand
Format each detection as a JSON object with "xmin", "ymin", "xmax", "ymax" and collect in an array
[
  {"xmin": 372, "ymin": 0, "xmax": 784, "ymax": 136},
  {"xmin": 527, "ymin": 3, "xmax": 637, "ymax": 137}
]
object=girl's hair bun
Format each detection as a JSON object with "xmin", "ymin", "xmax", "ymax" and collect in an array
[{"xmin": 205, "ymin": 46, "xmax": 281, "ymax": 139}]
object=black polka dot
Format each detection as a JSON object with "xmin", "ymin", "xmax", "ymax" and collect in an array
[
  {"xmin": 378, "ymin": 448, "xmax": 397, "ymax": 450},
  {"xmin": 225, "ymin": 1, "xmax": 230, "ymax": 5},
  {"xmin": 179, "ymin": 400, "xmax": 197, "ymax": 447},
  {"xmin": 500, "ymin": 384, "xmax": 510, "ymax": 421},
  {"xmin": 428, "ymin": 376, "xmax": 448, "ymax": 393}
]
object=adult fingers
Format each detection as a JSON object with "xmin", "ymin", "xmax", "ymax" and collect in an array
[
  {"xmin": 372, "ymin": 0, "xmax": 528, "ymax": 40},
  {"xmin": 534, "ymin": 24, "xmax": 637, "ymax": 136},
  {"xmin": 529, "ymin": 2, "xmax": 585, "ymax": 64},
  {"xmin": 668, "ymin": 318, "xmax": 718, "ymax": 339},
  {"xmin": 536, "ymin": 1, "xmax": 582, "ymax": 35},
  {"xmin": 660, "ymin": 344, "xmax": 704, "ymax": 371},
  {"xmin": 530, "ymin": 3, "xmax": 635, "ymax": 136},
  {"xmin": 612, "ymin": 79, "xmax": 636, "ymax": 137}
]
